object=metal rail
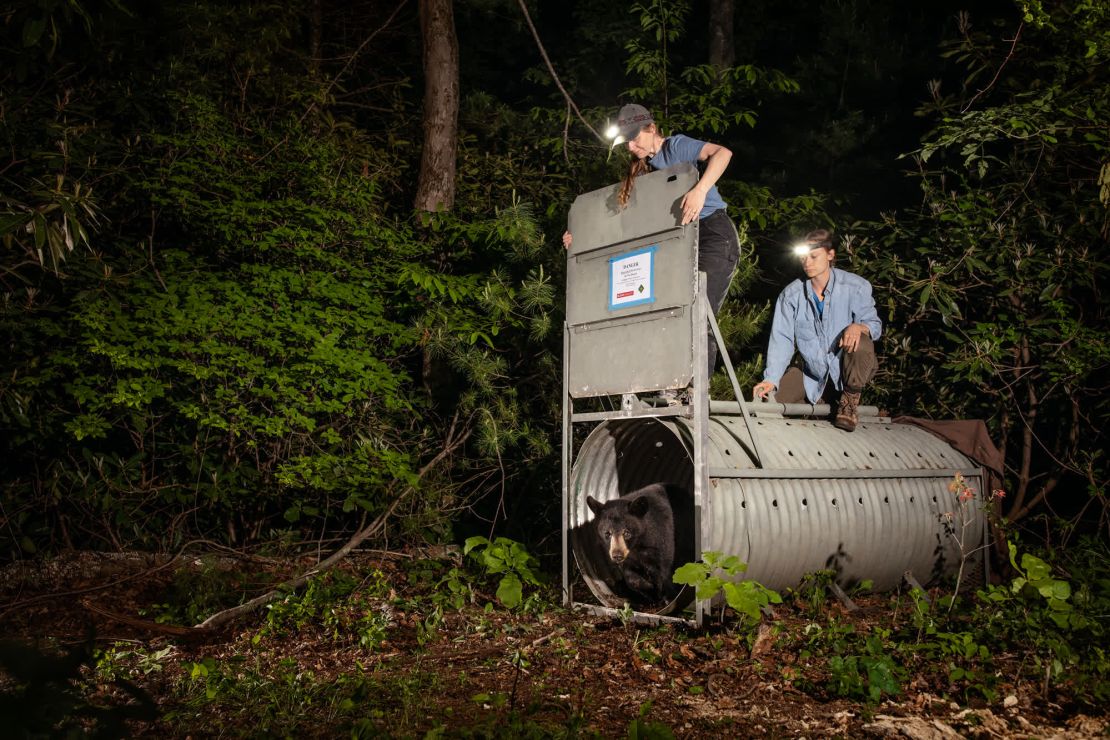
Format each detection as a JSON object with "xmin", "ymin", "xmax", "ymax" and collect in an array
[
  {"xmin": 706, "ymin": 467, "xmax": 981, "ymax": 479},
  {"xmin": 710, "ymin": 399, "xmax": 882, "ymax": 418}
]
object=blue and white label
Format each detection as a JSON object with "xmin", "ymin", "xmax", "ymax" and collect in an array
[{"xmin": 608, "ymin": 246, "xmax": 656, "ymax": 310}]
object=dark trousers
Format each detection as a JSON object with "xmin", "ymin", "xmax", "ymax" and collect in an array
[
  {"xmin": 699, "ymin": 209, "xmax": 740, "ymax": 381},
  {"xmin": 776, "ymin": 334, "xmax": 878, "ymax": 404}
]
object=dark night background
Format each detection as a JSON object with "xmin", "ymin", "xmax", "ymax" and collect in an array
[
  {"xmin": 1, "ymin": 0, "xmax": 1106, "ymax": 566},
  {"xmin": 1, "ymin": 0, "xmax": 1108, "ymax": 735}
]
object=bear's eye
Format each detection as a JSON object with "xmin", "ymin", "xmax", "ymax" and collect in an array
[
  {"xmin": 622, "ymin": 529, "xmax": 632, "ymax": 539},
  {"xmin": 601, "ymin": 528, "xmax": 612, "ymax": 539}
]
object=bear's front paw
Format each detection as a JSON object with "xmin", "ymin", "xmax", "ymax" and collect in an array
[{"xmin": 623, "ymin": 570, "xmax": 665, "ymax": 604}]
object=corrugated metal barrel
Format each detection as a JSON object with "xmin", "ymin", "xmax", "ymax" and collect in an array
[{"xmin": 569, "ymin": 414, "xmax": 987, "ymax": 612}]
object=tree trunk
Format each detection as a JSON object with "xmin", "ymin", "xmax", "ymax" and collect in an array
[
  {"xmin": 415, "ymin": 0, "xmax": 459, "ymax": 212},
  {"xmin": 309, "ymin": 0, "xmax": 323, "ymax": 78},
  {"xmin": 708, "ymin": 0, "xmax": 735, "ymax": 69}
]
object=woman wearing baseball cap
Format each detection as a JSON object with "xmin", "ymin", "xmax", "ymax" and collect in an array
[{"xmin": 563, "ymin": 103, "xmax": 740, "ymax": 386}]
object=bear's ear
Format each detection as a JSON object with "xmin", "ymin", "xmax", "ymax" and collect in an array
[
  {"xmin": 629, "ymin": 497, "xmax": 651, "ymax": 517},
  {"xmin": 586, "ymin": 496, "xmax": 604, "ymax": 516}
]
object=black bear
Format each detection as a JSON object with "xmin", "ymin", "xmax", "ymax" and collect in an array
[{"xmin": 586, "ymin": 483, "xmax": 691, "ymax": 606}]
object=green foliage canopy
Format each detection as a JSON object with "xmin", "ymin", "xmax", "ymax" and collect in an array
[{"xmin": 850, "ymin": 3, "xmax": 1110, "ymax": 522}]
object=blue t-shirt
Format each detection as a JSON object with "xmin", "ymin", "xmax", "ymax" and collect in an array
[{"xmin": 647, "ymin": 133, "xmax": 728, "ymax": 220}]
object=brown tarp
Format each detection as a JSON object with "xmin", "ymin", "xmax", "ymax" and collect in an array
[{"xmin": 891, "ymin": 417, "xmax": 1004, "ymax": 483}]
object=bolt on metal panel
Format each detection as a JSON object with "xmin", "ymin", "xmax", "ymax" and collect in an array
[{"xmin": 565, "ymin": 164, "xmax": 701, "ymax": 398}]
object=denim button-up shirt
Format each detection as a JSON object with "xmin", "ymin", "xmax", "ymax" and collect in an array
[{"xmin": 763, "ymin": 267, "xmax": 882, "ymax": 403}]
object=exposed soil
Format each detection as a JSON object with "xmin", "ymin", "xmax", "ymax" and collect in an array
[{"xmin": 1, "ymin": 550, "xmax": 1107, "ymax": 738}]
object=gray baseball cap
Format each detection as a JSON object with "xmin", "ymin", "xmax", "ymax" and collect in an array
[{"xmin": 614, "ymin": 103, "xmax": 654, "ymax": 141}]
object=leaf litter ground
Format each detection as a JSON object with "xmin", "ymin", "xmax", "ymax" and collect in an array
[{"xmin": 1, "ymin": 550, "xmax": 1107, "ymax": 738}]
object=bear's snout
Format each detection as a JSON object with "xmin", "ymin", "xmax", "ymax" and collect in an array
[{"xmin": 608, "ymin": 533, "xmax": 630, "ymax": 563}]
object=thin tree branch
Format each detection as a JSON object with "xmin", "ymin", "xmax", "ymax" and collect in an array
[
  {"xmin": 562, "ymin": 101, "xmax": 572, "ymax": 165},
  {"xmin": 515, "ymin": 0, "xmax": 605, "ymax": 144},
  {"xmin": 961, "ymin": 23, "xmax": 1023, "ymax": 114},
  {"xmin": 300, "ymin": 0, "xmax": 411, "ymax": 124},
  {"xmin": 1008, "ymin": 476, "xmax": 1059, "ymax": 524}
]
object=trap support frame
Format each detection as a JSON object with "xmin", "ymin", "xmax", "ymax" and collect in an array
[
  {"xmin": 560, "ymin": 163, "xmax": 762, "ymax": 627},
  {"xmin": 559, "ymin": 164, "xmax": 988, "ymax": 628}
]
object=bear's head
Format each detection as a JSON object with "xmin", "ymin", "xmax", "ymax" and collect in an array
[{"xmin": 586, "ymin": 494, "xmax": 653, "ymax": 565}]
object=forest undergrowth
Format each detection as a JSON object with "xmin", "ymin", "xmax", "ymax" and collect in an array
[{"xmin": 1, "ymin": 527, "xmax": 1108, "ymax": 738}]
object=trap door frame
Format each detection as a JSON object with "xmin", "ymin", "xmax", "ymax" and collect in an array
[
  {"xmin": 564, "ymin": 163, "xmax": 700, "ymax": 397},
  {"xmin": 560, "ymin": 163, "xmax": 714, "ymax": 627}
]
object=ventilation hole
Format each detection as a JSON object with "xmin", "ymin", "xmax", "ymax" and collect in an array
[
  {"xmin": 802, "ymin": 498, "xmax": 808, "ymax": 506},
  {"xmin": 884, "ymin": 496, "xmax": 890, "ymax": 504},
  {"xmin": 787, "ymin": 450, "xmax": 794, "ymax": 457},
  {"xmin": 817, "ymin": 451, "xmax": 824, "ymax": 457},
  {"xmin": 940, "ymin": 452, "xmax": 947, "ymax": 458},
  {"xmin": 785, "ymin": 421, "xmax": 792, "ymax": 426},
  {"xmin": 725, "ymin": 449, "xmax": 731, "ymax": 455},
  {"xmin": 910, "ymin": 496, "xmax": 915, "ymax": 503},
  {"xmin": 932, "ymin": 496, "xmax": 937, "ymax": 503},
  {"xmin": 843, "ymin": 451, "xmax": 850, "ymax": 457},
  {"xmin": 917, "ymin": 452, "xmax": 923, "ymax": 457},
  {"xmin": 772, "ymin": 499, "xmax": 778, "ymax": 508},
  {"xmin": 667, "ymin": 174, "xmax": 678, "ymax": 182},
  {"xmin": 741, "ymin": 500, "xmax": 746, "ymax": 508},
  {"xmin": 894, "ymin": 452, "xmax": 901, "ymax": 458},
  {"xmin": 857, "ymin": 497, "xmax": 864, "ymax": 505},
  {"xmin": 831, "ymin": 498, "xmax": 838, "ymax": 506},
  {"xmin": 869, "ymin": 451, "xmax": 877, "ymax": 458}
]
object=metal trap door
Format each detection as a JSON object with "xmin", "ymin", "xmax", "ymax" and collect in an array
[{"xmin": 565, "ymin": 163, "xmax": 700, "ymax": 398}]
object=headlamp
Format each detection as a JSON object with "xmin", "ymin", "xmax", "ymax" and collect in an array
[
  {"xmin": 605, "ymin": 124, "xmax": 620, "ymax": 141},
  {"xmin": 792, "ymin": 243, "xmax": 814, "ymax": 257}
]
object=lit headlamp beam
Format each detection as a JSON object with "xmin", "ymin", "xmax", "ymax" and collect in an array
[{"xmin": 792, "ymin": 243, "xmax": 813, "ymax": 256}]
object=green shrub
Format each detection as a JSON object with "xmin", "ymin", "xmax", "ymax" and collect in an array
[
  {"xmin": 672, "ymin": 551, "xmax": 782, "ymax": 627},
  {"xmin": 463, "ymin": 536, "xmax": 544, "ymax": 610},
  {"xmin": 259, "ymin": 569, "xmax": 393, "ymax": 649}
]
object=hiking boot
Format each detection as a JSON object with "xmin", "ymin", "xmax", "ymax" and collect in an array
[{"xmin": 834, "ymin": 390, "xmax": 861, "ymax": 432}]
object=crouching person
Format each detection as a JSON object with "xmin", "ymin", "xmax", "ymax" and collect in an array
[{"xmin": 752, "ymin": 229, "xmax": 881, "ymax": 431}]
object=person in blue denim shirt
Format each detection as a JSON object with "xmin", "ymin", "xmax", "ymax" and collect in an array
[
  {"xmin": 752, "ymin": 229, "xmax": 881, "ymax": 431},
  {"xmin": 563, "ymin": 104, "xmax": 740, "ymax": 389}
]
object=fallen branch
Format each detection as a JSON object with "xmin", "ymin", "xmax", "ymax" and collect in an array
[
  {"xmin": 0, "ymin": 541, "xmax": 236, "ymax": 622},
  {"xmin": 194, "ymin": 413, "xmax": 471, "ymax": 631},
  {"xmin": 80, "ymin": 599, "xmax": 202, "ymax": 639}
]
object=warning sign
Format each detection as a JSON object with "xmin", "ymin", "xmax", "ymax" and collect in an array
[{"xmin": 608, "ymin": 246, "xmax": 656, "ymax": 310}]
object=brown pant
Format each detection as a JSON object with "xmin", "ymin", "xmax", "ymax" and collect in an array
[{"xmin": 776, "ymin": 334, "xmax": 877, "ymax": 404}]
